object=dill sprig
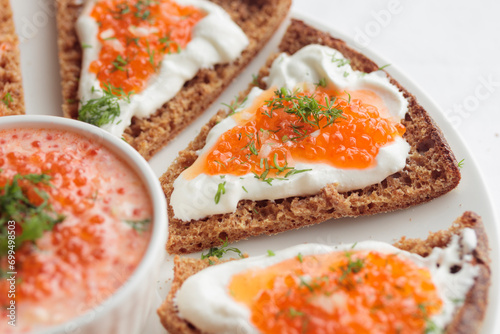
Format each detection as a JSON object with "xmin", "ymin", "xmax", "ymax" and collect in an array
[
  {"xmin": 331, "ymin": 55, "xmax": 351, "ymax": 67},
  {"xmin": 146, "ymin": 40, "xmax": 155, "ymax": 68},
  {"xmin": 265, "ymin": 87, "xmax": 345, "ymax": 129},
  {"xmin": 251, "ymin": 153, "xmax": 312, "ymax": 185},
  {"xmin": 214, "ymin": 181, "xmax": 226, "ymax": 204},
  {"xmin": 0, "ymin": 173, "xmax": 65, "ymax": 255},
  {"xmin": 78, "ymin": 83, "xmax": 134, "ymax": 127},
  {"xmin": 315, "ymin": 77, "xmax": 327, "ymax": 88},
  {"xmin": 124, "ymin": 218, "xmax": 151, "ymax": 233},
  {"xmin": 377, "ymin": 64, "xmax": 391, "ymax": 71},
  {"xmin": 111, "ymin": 54, "xmax": 129, "ymax": 72},
  {"xmin": 338, "ymin": 252, "xmax": 365, "ymax": 288},
  {"xmin": 222, "ymin": 95, "xmax": 248, "ymax": 116},
  {"xmin": 2, "ymin": 92, "xmax": 13, "ymax": 108},
  {"xmin": 134, "ymin": 0, "xmax": 157, "ymax": 20},
  {"xmin": 201, "ymin": 238, "xmax": 243, "ymax": 260}
]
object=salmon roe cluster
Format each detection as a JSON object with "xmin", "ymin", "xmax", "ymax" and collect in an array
[
  {"xmin": 0, "ymin": 129, "xmax": 151, "ymax": 309},
  {"xmin": 90, "ymin": 0, "xmax": 205, "ymax": 94},
  {"xmin": 203, "ymin": 87, "xmax": 405, "ymax": 177},
  {"xmin": 229, "ymin": 250, "xmax": 442, "ymax": 334}
]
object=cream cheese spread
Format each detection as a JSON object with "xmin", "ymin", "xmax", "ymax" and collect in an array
[
  {"xmin": 171, "ymin": 44, "xmax": 410, "ymax": 221},
  {"xmin": 76, "ymin": 0, "xmax": 249, "ymax": 137}
]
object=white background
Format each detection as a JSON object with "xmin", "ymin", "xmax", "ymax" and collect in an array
[{"xmin": 9, "ymin": 0, "xmax": 500, "ymax": 333}]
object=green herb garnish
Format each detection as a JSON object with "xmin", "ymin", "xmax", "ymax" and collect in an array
[
  {"xmin": 288, "ymin": 307, "xmax": 305, "ymax": 318},
  {"xmin": 222, "ymin": 95, "xmax": 248, "ymax": 116},
  {"xmin": 124, "ymin": 218, "xmax": 151, "ymax": 232},
  {"xmin": 214, "ymin": 181, "xmax": 226, "ymax": 204},
  {"xmin": 2, "ymin": 92, "xmax": 13, "ymax": 108},
  {"xmin": 0, "ymin": 173, "xmax": 65, "ymax": 255},
  {"xmin": 418, "ymin": 303, "xmax": 443, "ymax": 334},
  {"xmin": 146, "ymin": 40, "xmax": 156, "ymax": 68},
  {"xmin": 284, "ymin": 168, "xmax": 312, "ymax": 178},
  {"xmin": 297, "ymin": 252, "xmax": 303, "ymax": 263},
  {"xmin": 299, "ymin": 276, "xmax": 314, "ymax": 292},
  {"xmin": 265, "ymin": 87, "xmax": 345, "ymax": 130},
  {"xmin": 377, "ymin": 64, "xmax": 391, "ymax": 71},
  {"xmin": 251, "ymin": 74, "xmax": 259, "ymax": 86},
  {"xmin": 338, "ymin": 252, "xmax": 365, "ymax": 285},
  {"xmin": 457, "ymin": 159, "xmax": 465, "ymax": 168},
  {"xmin": 78, "ymin": 83, "xmax": 134, "ymax": 127},
  {"xmin": 201, "ymin": 238, "xmax": 243, "ymax": 260},
  {"xmin": 134, "ymin": 0, "xmax": 156, "ymax": 20},
  {"xmin": 267, "ymin": 249, "xmax": 275, "ymax": 257},
  {"xmin": 331, "ymin": 55, "xmax": 351, "ymax": 67},
  {"xmin": 112, "ymin": 54, "xmax": 129, "ymax": 72},
  {"xmin": 315, "ymin": 78, "xmax": 327, "ymax": 88}
]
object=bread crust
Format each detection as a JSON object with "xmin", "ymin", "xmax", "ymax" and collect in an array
[
  {"xmin": 395, "ymin": 211, "xmax": 491, "ymax": 334},
  {"xmin": 162, "ymin": 19, "xmax": 462, "ymax": 254},
  {"xmin": 0, "ymin": 0, "xmax": 25, "ymax": 116},
  {"xmin": 158, "ymin": 211, "xmax": 491, "ymax": 334},
  {"xmin": 55, "ymin": 0, "xmax": 292, "ymax": 159}
]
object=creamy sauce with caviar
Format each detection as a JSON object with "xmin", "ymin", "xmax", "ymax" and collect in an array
[
  {"xmin": 77, "ymin": 0, "xmax": 248, "ymax": 136},
  {"xmin": 176, "ymin": 232, "xmax": 479, "ymax": 334},
  {"xmin": 0, "ymin": 128, "xmax": 152, "ymax": 332},
  {"xmin": 171, "ymin": 45, "xmax": 410, "ymax": 221}
]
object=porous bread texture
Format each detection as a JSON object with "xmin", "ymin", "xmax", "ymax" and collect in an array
[
  {"xmin": 0, "ymin": 0, "xmax": 25, "ymax": 116},
  {"xmin": 161, "ymin": 19, "xmax": 462, "ymax": 255},
  {"xmin": 157, "ymin": 211, "xmax": 491, "ymax": 334},
  {"xmin": 55, "ymin": 0, "xmax": 292, "ymax": 160}
]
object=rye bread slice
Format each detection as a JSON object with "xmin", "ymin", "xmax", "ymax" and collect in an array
[
  {"xmin": 158, "ymin": 211, "xmax": 490, "ymax": 334},
  {"xmin": 0, "ymin": 0, "xmax": 25, "ymax": 117},
  {"xmin": 161, "ymin": 19, "xmax": 462, "ymax": 255},
  {"xmin": 55, "ymin": 0, "xmax": 292, "ymax": 160}
]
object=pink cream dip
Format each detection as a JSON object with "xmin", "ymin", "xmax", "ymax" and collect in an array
[{"xmin": 0, "ymin": 128, "xmax": 153, "ymax": 332}]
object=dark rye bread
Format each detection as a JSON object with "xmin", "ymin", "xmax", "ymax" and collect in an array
[
  {"xmin": 0, "ymin": 0, "xmax": 25, "ymax": 117},
  {"xmin": 158, "ymin": 211, "xmax": 491, "ymax": 334},
  {"xmin": 55, "ymin": 0, "xmax": 292, "ymax": 160},
  {"xmin": 161, "ymin": 19, "xmax": 461, "ymax": 254}
]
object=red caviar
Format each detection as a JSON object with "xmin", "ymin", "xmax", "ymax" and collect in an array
[
  {"xmin": 0, "ymin": 128, "xmax": 152, "ymax": 330},
  {"xmin": 89, "ymin": 0, "xmax": 205, "ymax": 94},
  {"xmin": 229, "ymin": 250, "xmax": 442, "ymax": 334},
  {"xmin": 195, "ymin": 87, "xmax": 405, "ymax": 179}
]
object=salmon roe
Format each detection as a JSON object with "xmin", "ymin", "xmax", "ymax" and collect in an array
[
  {"xmin": 0, "ymin": 128, "xmax": 152, "ymax": 330},
  {"xmin": 229, "ymin": 251, "xmax": 442, "ymax": 334},
  {"xmin": 199, "ymin": 87, "xmax": 405, "ymax": 178},
  {"xmin": 89, "ymin": 0, "xmax": 205, "ymax": 94}
]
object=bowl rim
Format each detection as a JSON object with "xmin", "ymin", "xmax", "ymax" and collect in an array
[{"xmin": 0, "ymin": 115, "xmax": 168, "ymax": 333}]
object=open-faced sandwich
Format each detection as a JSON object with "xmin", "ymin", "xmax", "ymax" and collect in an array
[
  {"xmin": 158, "ymin": 211, "xmax": 490, "ymax": 334},
  {"xmin": 161, "ymin": 19, "xmax": 462, "ymax": 254},
  {"xmin": 55, "ymin": 0, "xmax": 292, "ymax": 159},
  {"xmin": 0, "ymin": 0, "xmax": 24, "ymax": 117}
]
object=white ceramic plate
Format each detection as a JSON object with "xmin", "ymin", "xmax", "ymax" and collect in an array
[{"xmin": 10, "ymin": 2, "xmax": 499, "ymax": 333}]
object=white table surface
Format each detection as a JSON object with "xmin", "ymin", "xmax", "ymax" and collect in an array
[{"xmin": 9, "ymin": 0, "xmax": 500, "ymax": 333}]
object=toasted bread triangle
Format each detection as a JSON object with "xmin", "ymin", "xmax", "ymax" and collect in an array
[
  {"xmin": 158, "ymin": 211, "xmax": 490, "ymax": 334},
  {"xmin": 161, "ymin": 19, "xmax": 461, "ymax": 255},
  {"xmin": 55, "ymin": 0, "xmax": 292, "ymax": 159}
]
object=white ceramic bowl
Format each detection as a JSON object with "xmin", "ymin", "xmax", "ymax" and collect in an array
[{"xmin": 0, "ymin": 115, "xmax": 167, "ymax": 334}]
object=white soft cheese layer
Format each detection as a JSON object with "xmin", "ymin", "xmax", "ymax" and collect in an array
[
  {"xmin": 171, "ymin": 44, "xmax": 410, "ymax": 221},
  {"xmin": 76, "ymin": 0, "xmax": 249, "ymax": 137},
  {"xmin": 176, "ymin": 230, "xmax": 479, "ymax": 334}
]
